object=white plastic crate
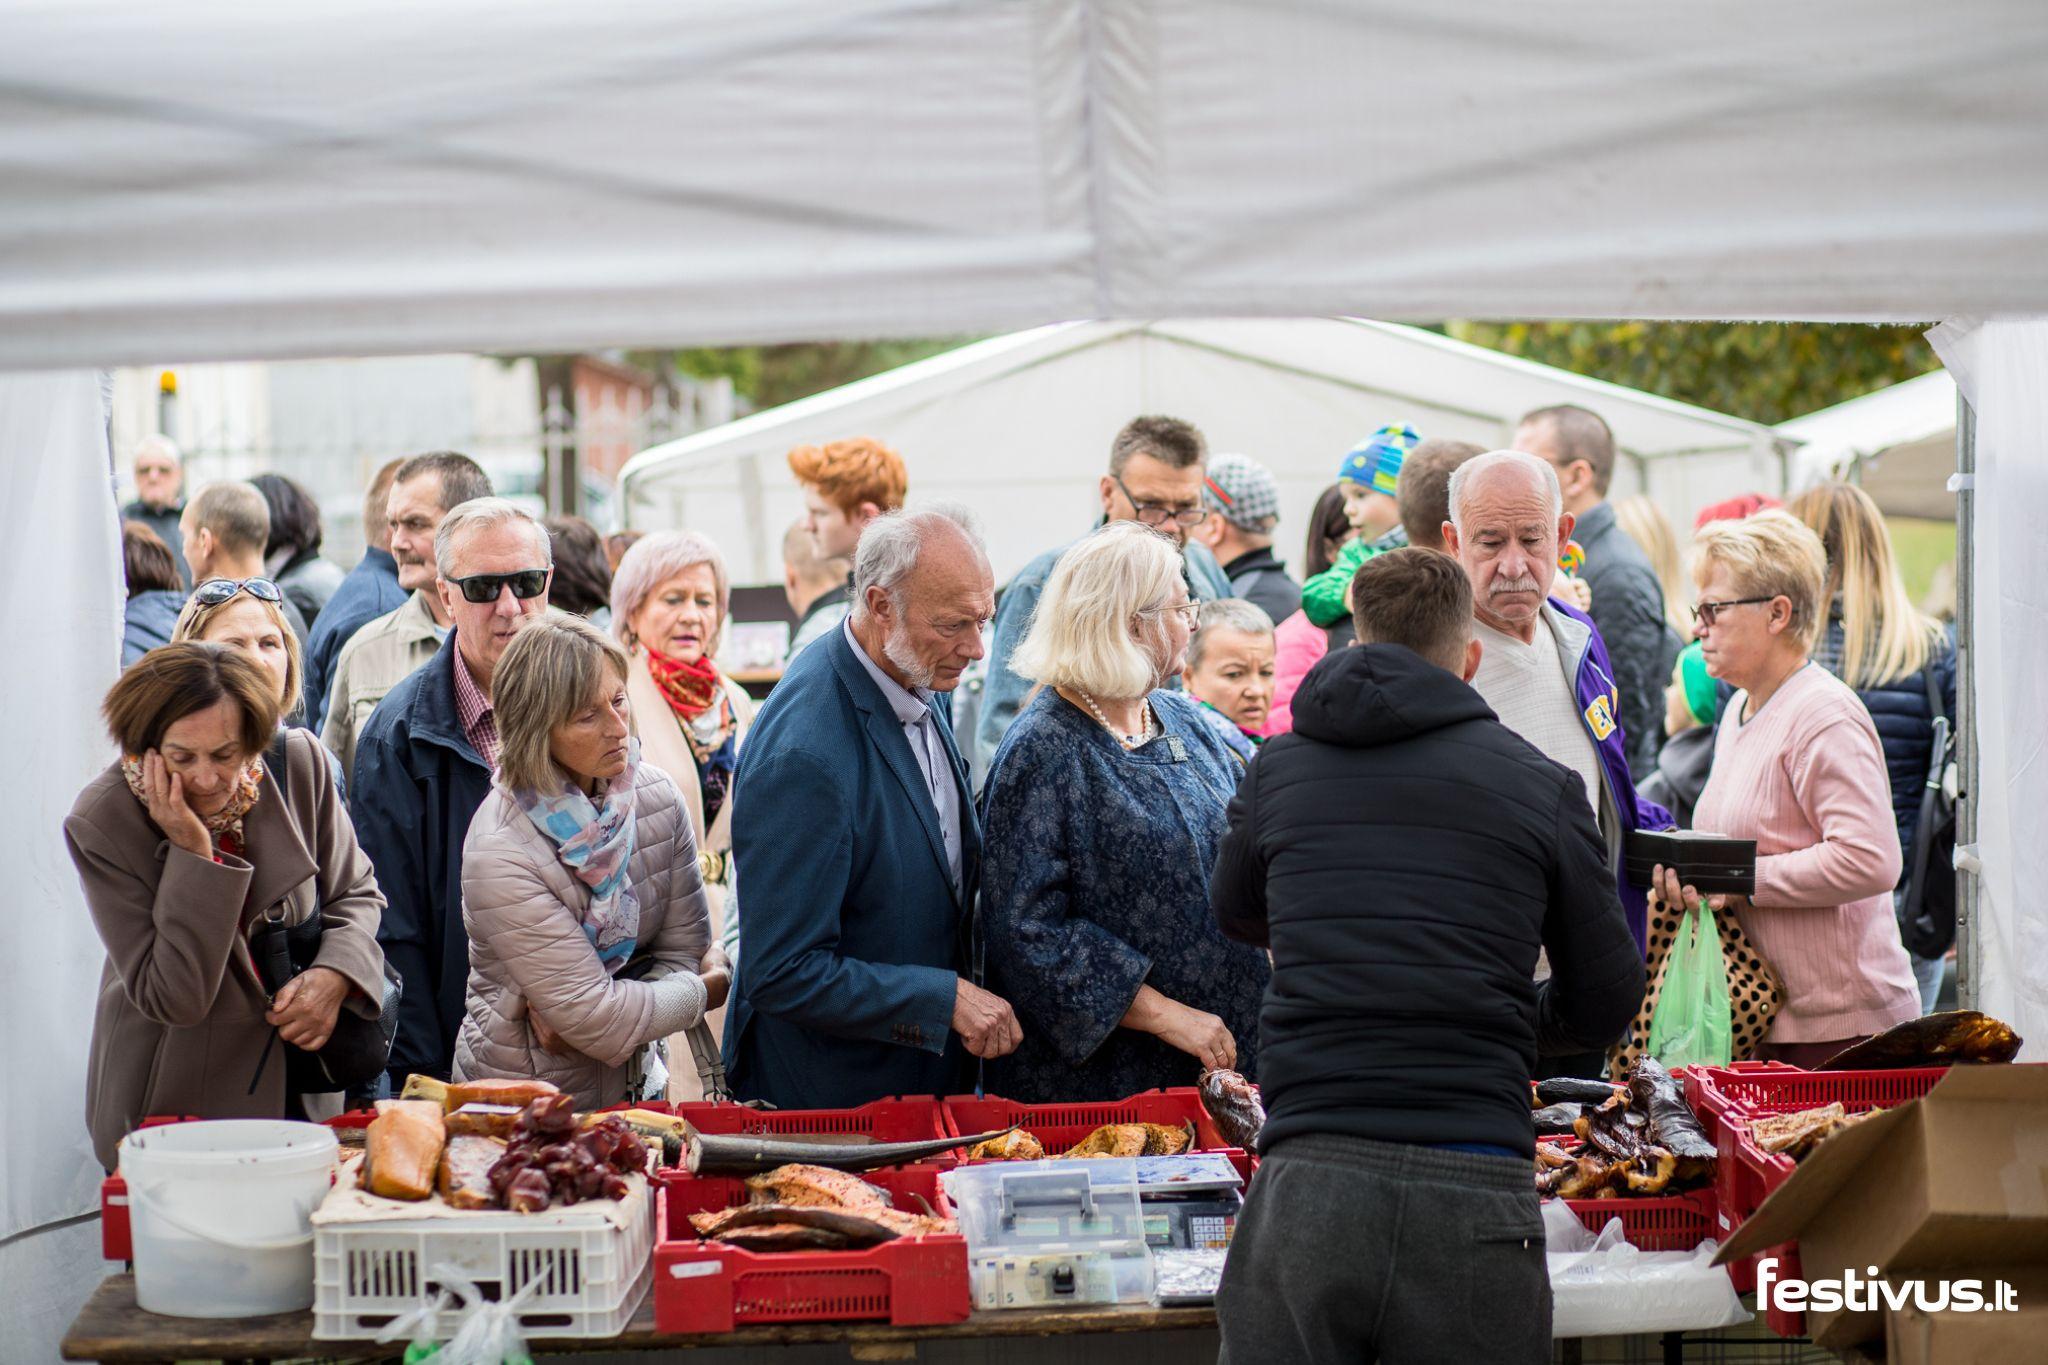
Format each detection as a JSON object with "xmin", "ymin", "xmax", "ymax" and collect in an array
[{"xmin": 312, "ymin": 1176, "xmax": 654, "ymax": 1341}]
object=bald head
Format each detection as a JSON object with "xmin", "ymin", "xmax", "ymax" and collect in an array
[
  {"xmin": 782, "ymin": 516, "xmax": 850, "ymax": 615},
  {"xmin": 849, "ymin": 503, "xmax": 995, "ymax": 692},
  {"xmin": 1442, "ymin": 450, "xmax": 1573, "ymax": 642}
]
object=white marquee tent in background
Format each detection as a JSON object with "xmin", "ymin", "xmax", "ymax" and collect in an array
[
  {"xmin": 5, "ymin": 1, "xmax": 2048, "ymax": 1358},
  {"xmin": 1781, "ymin": 370, "xmax": 1962, "ymax": 521},
  {"xmin": 621, "ymin": 319, "xmax": 1788, "ymax": 589}
]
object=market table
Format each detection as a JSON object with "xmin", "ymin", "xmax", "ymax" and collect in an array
[{"xmin": 62, "ymin": 1274, "xmax": 1221, "ymax": 1363}]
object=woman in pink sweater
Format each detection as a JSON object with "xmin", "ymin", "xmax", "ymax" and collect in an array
[{"xmin": 1656, "ymin": 512, "xmax": 1919, "ymax": 1066}]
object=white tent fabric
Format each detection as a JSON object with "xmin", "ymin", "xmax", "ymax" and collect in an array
[
  {"xmin": 1930, "ymin": 320, "xmax": 2048, "ymax": 1062},
  {"xmin": 7, "ymin": 0, "xmax": 2048, "ymax": 370},
  {"xmin": 0, "ymin": 371, "xmax": 121, "ymax": 1362},
  {"xmin": 620, "ymin": 318, "xmax": 1786, "ymax": 587},
  {"xmin": 1782, "ymin": 371, "xmax": 1960, "ymax": 519}
]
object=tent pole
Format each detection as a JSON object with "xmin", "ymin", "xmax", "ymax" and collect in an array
[{"xmin": 1955, "ymin": 390, "xmax": 1978, "ymax": 1011}]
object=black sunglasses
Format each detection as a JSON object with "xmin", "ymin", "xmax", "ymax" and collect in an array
[
  {"xmin": 192, "ymin": 577, "xmax": 284, "ymax": 607},
  {"xmin": 447, "ymin": 569, "xmax": 550, "ymax": 604}
]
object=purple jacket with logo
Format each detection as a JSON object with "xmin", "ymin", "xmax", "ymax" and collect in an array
[{"xmin": 1551, "ymin": 599, "xmax": 1673, "ymax": 955}]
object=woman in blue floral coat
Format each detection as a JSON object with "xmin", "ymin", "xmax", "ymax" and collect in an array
[{"xmin": 980, "ymin": 523, "xmax": 1269, "ymax": 1104}]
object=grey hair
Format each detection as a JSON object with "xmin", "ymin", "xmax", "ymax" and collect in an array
[
  {"xmin": 1186, "ymin": 597, "xmax": 1275, "ymax": 670},
  {"xmin": 134, "ymin": 433, "xmax": 181, "ymax": 465},
  {"xmin": 851, "ymin": 501, "xmax": 987, "ymax": 621},
  {"xmin": 434, "ymin": 496, "xmax": 553, "ymax": 577},
  {"xmin": 1447, "ymin": 449, "xmax": 1563, "ymax": 532}
]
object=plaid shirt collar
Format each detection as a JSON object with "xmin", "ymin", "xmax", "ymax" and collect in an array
[{"xmin": 451, "ymin": 638, "xmax": 501, "ymax": 767}]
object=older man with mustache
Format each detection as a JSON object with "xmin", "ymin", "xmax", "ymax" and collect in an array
[{"xmin": 1443, "ymin": 451, "xmax": 1670, "ymax": 1075}]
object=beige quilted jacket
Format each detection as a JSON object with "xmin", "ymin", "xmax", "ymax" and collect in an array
[{"xmin": 451, "ymin": 763, "xmax": 711, "ymax": 1108}]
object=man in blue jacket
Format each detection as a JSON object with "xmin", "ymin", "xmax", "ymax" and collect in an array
[
  {"xmin": 726, "ymin": 503, "xmax": 1021, "ymax": 1108},
  {"xmin": 352, "ymin": 497, "xmax": 553, "ymax": 1089}
]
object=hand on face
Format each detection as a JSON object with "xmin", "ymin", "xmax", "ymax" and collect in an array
[
  {"xmin": 144, "ymin": 697, "xmax": 251, "ymax": 855},
  {"xmin": 628, "ymin": 563, "xmax": 722, "ymax": 666}
]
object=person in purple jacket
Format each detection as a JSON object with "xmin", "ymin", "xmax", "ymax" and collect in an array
[{"xmin": 1442, "ymin": 450, "xmax": 1672, "ymax": 1075}]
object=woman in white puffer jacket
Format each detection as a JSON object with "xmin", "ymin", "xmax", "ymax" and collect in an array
[{"xmin": 452, "ymin": 615, "xmax": 729, "ymax": 1108}]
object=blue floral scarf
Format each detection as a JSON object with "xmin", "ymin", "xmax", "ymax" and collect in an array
[{"xmin": 511, "ymin": 738, "xmax": 642, "ymax": 971}]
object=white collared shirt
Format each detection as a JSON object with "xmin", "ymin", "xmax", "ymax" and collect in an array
[{"xmin": 843, "ymin": 618, "xmax": 964, "ymax": 893}]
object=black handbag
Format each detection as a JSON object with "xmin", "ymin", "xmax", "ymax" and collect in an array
[
  {"xmin": 249, "ymin": 733, "xmax": 404, "ymax": 1094},
  {"xmin": 1898, "ymin": 664, "xmax": 1959, "ymax": 959}
]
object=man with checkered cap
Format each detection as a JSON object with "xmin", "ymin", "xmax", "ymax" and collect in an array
[{"xmin": 1194, "ymin": 453, "xmax": 1301, "ymax": 625}]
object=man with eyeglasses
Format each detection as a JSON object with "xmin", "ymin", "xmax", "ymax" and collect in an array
[
  {"xmin": 973, "ymin": 415, "xmax": 1232, "ymax": 778},
  {"xmin": 351, "ymin": 497, "xmax": 553, "ymax": 1091},
  {"xmin": 179, "ymin": 481, "xmax": 312, "ymax": 645},
  {"xmin": 1442, "ymin": 451, "xmax": 1671, "ymax": 1078},
  {"xmin": 321, "ymin": 452, "xmax": 493, "ymax": 777},
  {"xmin": 123, "ymin": 434, "xmax": 192, "ymax": 588}
]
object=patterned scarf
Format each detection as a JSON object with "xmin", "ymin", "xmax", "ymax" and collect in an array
[
  {"xmin": 1196, "ymin": 698, "xmax": 1265, "ymax": 745},
  {"xmin": 121, "ymin": 755, "xmax": 265, "ymax": 858},
  {"xmin": 644, "ymin": 644, "xmax": 739, "ymax": 827},
  {"xmin": 644, "ymin": 643, "xmax": 723, "ymax": 720},
  {"xmin": 509, "ymin": 738, "xmax": 642, "ymax": 972}
]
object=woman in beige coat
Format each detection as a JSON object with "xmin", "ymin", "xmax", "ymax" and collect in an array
[
  {"xmin": 453, "ymin": 617, "xmax": 729, "ymax": 1109},
  {"xmin": 609, "ymin": 531, "xmax": 754, "ymax": 1097},
  {"xmin": 67, "ymin": 643, "xmax": 387, "ymax": 1170}
]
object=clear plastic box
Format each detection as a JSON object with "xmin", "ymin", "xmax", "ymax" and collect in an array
[{"xmin": 941, "ymin": 1159, "xmax": 1154, "ymax": 1309}]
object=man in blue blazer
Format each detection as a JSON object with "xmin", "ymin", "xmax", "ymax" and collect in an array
[{"xmin": 725, "ymin": 503, "xmax": 1022, "ymax": 1107}]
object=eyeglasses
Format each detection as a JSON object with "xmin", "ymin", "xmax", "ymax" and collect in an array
[
  {"xmin": 1143, "ymin": 600, "xmax": 1203, "ymax": 628},
  {"xmin": 1690, "ymin": 596, "xmax": 1775, "ymax": 628},
  {"xmin": 447, "ymin": 569, "xmax": 550, "ymax": 604},
  {"xmin": 1112, "ymin": 475, "xmax": 1210, "ymax": 529},
  {"xmin": 192, "ymin": 577, "xmax": 284, "ymax": 607}
]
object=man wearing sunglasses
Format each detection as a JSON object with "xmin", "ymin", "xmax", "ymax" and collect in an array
[
  {"xmin": 180, "ymin": 481, "xmax": 312, "ymax": 646},
  {"xmin": 351, "ymin": 497, "xmax": 553, "ymax": 1091},
  {"xmin": 973, "ymin": 415, "xmax": 1234, "ymax": 783}
]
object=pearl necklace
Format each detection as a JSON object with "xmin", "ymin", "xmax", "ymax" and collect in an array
[{"xmin": 1076, "ymin": 688, "xmax": 1154, "ymax": 750}]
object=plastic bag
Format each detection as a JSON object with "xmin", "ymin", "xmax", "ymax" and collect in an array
[
  {"xmin": 375, "ymin": 1266, "xmax": 538, "ymax": 1365},
  {"xmin": 1543, "ymin": 1202, "xmax": 1747, "ymax": 1338},
  {"xmin": 1646, "ymin": 900, "xmax": 1733, "ymax": 1069}
]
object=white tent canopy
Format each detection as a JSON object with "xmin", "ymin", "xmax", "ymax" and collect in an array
[
  {"xmin": 621, "ymin": 318, "xmax": 1786, "ymax": 587},
  {"xmin": 1782, "ymin": 371, "xmax": 1960, "ymax": 520},
  {"xmin": 6, "ymin": 0, "xmax": 2048, "ymax": 370}
]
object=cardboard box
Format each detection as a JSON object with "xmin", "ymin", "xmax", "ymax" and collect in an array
[
  {"xmin": 1716, "ymin": 1065, "xmax": 2048, "ymax": 1349},
  {"xmin": 1886, "ymin": 1268, "xmax": 2048, "ymax": 1365}
]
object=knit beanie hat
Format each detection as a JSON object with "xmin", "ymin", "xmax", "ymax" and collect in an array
[
  {"xmin": 1201, "ymin": 453, "xmax": 1283, "ymax": 532},
  {"xmin": 1338, "ymin": 423, "xmax": 1421, "ymax": 495}
]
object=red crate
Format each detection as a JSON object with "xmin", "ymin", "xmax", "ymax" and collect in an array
[
  {"xmin": 1690, "ymin": 1065, "xmax": 1954, "ymax": 1332},
  {"xmin": 652, "ymin": 1165, "xmax": 968, "ymax": 1333},
  {"xmin": 1676, "ymin": 1062, "xmax": 1800, "ymax": 1292},
  {"xmin": 1537, "ymin": 1136, "xmax": 1719, "ymax": 1253},
  {"xmin": 657, "ymin": 1095, "xmax": 953, "ymax": 1145},
  {"xmin": 100, "ymin": 1110, "xmax": 374, "ymax": 1261},
  {"xmin": 943, "ymin": 1087, "xmax": 1232, "ymax": 1157}
]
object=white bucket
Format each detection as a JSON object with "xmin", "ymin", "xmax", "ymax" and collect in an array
[{"xmin": 119, "ymin": 1119, "xmax": 338, "ymax": 1318}]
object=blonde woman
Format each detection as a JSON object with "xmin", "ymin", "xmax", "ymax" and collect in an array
[
  {"xmin": 454, "ymin": 616, "xmax": 727, "ymax": 1109},
  {"xmin": 1789, "ymin": 482, "xmax": 1958, "ymax": 1013},
  {"xmin": 1659, "ymin": 511, "xmax": 1918, "ymax": 1065},
  {"xmin": 979, "ymin": 521, "xmax": 1270, "ymax": 1103}
]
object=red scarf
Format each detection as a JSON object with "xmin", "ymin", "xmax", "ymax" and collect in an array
[{"xmin": 644, "ymin": 644, "xmax": 723, "ymax": 721}]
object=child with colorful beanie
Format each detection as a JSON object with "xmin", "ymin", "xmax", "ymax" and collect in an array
[{"xmin": 1297, "ymin": 424, "xmax": 1421, "ymax": 628}]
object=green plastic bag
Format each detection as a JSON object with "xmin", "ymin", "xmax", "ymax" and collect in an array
[{"xmin": 1646, "ymin": 900, "xmax": 1734, "ymax": 1069}]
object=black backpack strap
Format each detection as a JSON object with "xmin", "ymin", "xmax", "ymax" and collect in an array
[{"xmin": 261, "ymin": 727, "xmax": 292, "ymax": 784}]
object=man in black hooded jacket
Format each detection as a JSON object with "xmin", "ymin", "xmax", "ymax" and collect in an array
[{"xmin": 1211, "ymin": 548, "xmax": 1644, "ymax": 1365}]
